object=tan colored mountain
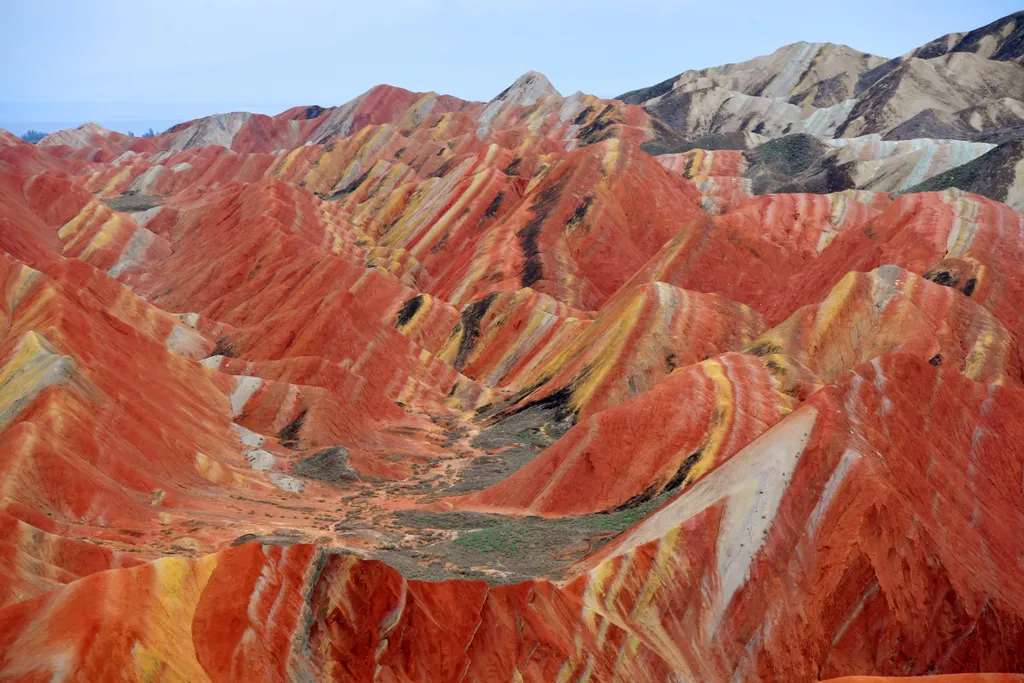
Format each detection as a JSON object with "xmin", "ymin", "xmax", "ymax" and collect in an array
[{"xmin": 622, "ymin": 11, "xmax": 1024, "ymax": 142}]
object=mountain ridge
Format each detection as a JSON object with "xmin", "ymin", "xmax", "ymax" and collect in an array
[
  {"xmin": 0, "ymin": 10, "xmax": 1023, "ymax": 683},
  {"xmin": 622, "ymin": 10, "xmax": 1024, "ymax": 145}
]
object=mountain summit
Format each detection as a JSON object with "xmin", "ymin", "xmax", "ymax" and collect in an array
[{"xmin": 491, "ymin": 70, "xmax": 562, "ymax": 105}]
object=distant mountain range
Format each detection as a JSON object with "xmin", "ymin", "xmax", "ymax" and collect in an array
[
  {"xmin": 619, "ymin": 10, "xmax": 1024, "ymax": 210},
  {"xmin": 621, "ymin": 10, "xmax": 1024, "ymax": 142}
]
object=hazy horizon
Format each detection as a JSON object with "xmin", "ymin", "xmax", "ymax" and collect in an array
[
  {"xmin": 0, "ymin": 102, "xmax": 295, "ymax": 137},
  {"xmin": 2, "ymin": 0, "xmax": 1019, "ymax": 137}
]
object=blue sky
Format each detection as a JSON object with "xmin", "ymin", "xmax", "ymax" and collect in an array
[{"xmin": 1, "ymin": 0, "xmax": 1019, "ymax": 135}]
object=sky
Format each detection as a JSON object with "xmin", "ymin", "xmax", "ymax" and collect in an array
[{"xmin": 1, "ymin": 0, "xmax": 1019, "ymax": 136}]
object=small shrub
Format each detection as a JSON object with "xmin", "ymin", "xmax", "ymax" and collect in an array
[{"xmin": 20, "ymin": 130, "xmax": 46, "ymax": 143}]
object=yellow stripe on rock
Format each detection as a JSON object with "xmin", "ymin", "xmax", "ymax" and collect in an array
[
  {"xmin": 631, "ymin": 527, "xmax": 681, "ymax": 620},
  {"xmin": 806, "ymin": 271, "xmax": 859, "ymax": 357},
  {"xmin": 686, "ymin": 360, "xmax": 736, "ymax": 484},
  {"xmin": 100, "ymin": 167, "xmax": 133, "ymax": 195},
  {"xmin": 273, "ymin": 146, "xmax": 308, "ymax": 179},
  {"xmin": 0, "ymin": 332, "xmax": 82, "ymax": 430},
  {"xmin": 57, "ymin": 203, "xmax": 96, "ymax": 242},
  {"xmin": 964, "ymin": 322, "xmax": 1003, "ymax": 384},
  {"xmin": 601, "ymin": 138, "xmax": 621, "ymax": 176},
  {"xmin": 131, "ymin": 554, "xmax": 219, "ymax": 682},
  {"xmin": 546, "ymin": 293, "xmax": 646, "ymax": 414},
  {"xmin": 410, "ymin": 171, "xmax": 487, "ymax": 261}
]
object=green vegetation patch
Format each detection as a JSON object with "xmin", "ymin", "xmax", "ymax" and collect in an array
[
  {"xmin": 386, "ymin": 492, "xmax": 672, "ymax": 584},
  {"xmin": 900, "ymin": 141, "xmax": 1021, "ymax": 204},
  {"xmin": 744, "ymin": 134, "xmax": 828, "ymax": 176},
  {"xmin": 102, "ymin": 193, "xmax": 163, "ymax": 213},
  {"xmin": 641, "ymin": 131, "xmax": 750, "ymax": 157},
  {"xmin": 450, "ymin": 498, "xmax": 663, "ymax": 554}
]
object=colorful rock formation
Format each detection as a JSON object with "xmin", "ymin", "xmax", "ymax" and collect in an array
[{"xmin": 2, "ymin": 10, "xmax": 1024, "ymax": 682}]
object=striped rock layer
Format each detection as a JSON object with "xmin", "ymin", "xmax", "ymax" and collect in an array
[
  {"xmin": 2, "ymin": 356, "xmax": 1024, "ymax": 681},
  {"xmin": 0, "ymin": 55, "xmax": 1024, "ymax": 683}
]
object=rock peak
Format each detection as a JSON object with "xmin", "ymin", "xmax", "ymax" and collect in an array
[
  {"xmin": 38, "ymin": 122, "xmax": 115, "ymax": 148},
  {"xmin": 491, "ymin": 71, "xmax": 561, "ymax": 106}
]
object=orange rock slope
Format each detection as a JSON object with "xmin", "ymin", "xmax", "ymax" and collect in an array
[{"xmin": 0, "ymin": 67, "xmax": 1023, "ymax": 682}]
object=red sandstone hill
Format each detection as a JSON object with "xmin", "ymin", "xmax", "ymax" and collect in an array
[{"xmin": 2, "ymin": 11, "xmax": 1024, "ymax": 682}]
